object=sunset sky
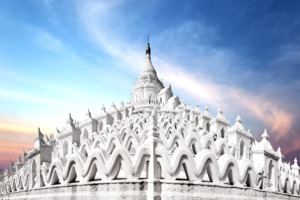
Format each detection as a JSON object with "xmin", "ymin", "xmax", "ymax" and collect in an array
[{"xmin": 1, "ymin": 0, "xmax": 300, "ymax": 168}]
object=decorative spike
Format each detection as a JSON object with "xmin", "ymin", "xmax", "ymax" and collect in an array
[
  {"xmin": 204, "ymin": 106, "xmax": 209, "ymax": 115},
  {"xmin": 277, "ymin": 146, "xmax": 281, "ymax": 152},
  {"xmin": 101, "ymin": 104, "xmax": 106, "ymax": 112},
  {"xmin": 194, "ymin": 104, "xmax": 201, "ymax": 112},
  {"xmin": 262, "ymin": 129, "xmax": 269, "ymax": 140},
  {"xmin": 187, "ymin": 102, "xmax": 191, "ymax": 109},
  {"xmin": 87, "ymin": 109, "xmax": 92, "ymax": 118},
  {"xmin": 146, "ymin": 36, "xmax": 151, "ymax": 57},
  {"xmin": 37, "ymin": 127, "xmax": 44, "ymax": 140},
  {"xmin": 66, "ymin": 113, "xmax": 74, "ymax": 124},
  {"xmin": 181, "ymin": 100, "xmax": 185, "ymax": 106},
  {"xmin": 112, "ymin": 102, "xmax": 116, "ymax": 109},
  {"xmin": 236, "ymin": 115, "xmax": 242, "ymax": 123},
  {"xmin": 218, "ymin": 107, "xmax": 223, "ymax": 114}
]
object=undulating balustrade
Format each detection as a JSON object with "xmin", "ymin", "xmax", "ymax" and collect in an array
[{"xmin": 1, "ymin": 109, "xmax": 300, "ymax": 196}]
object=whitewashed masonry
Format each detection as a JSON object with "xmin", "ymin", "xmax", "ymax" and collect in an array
[{"xmin": 0, "ymin": 41, "xmax": 299, "ymax": 199}]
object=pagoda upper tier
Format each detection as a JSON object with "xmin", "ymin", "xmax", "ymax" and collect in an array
[{"xmin": 131, "ymin": 41, "xmax": 176, "ymax": 110}]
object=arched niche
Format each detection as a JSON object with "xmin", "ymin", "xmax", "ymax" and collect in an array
[
  {"xmin": 268, "ymin": 160, "xmax": 275, "ymax": 189},
  {"xmin": 63, "ymin": 141, "xmax": 68, "ymax": 158},
  {"xmin": 220, "ymin": 127, "xmax": 225, "ymax": 138},
  {"xmin": 239, "ymin": 139, "xmax": 246, "ymax": 160},
  {"xmin": 83, "ymin": 129, "xmax": 89, "ymax": 140},
  {"xmin": 206, "ymin": 122, "xmax": 210, "ymax": 132}
]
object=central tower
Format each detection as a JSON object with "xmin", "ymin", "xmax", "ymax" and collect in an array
[{"xmin": 131, "ymin": 40, "xmax": 167, "ymax": 110}]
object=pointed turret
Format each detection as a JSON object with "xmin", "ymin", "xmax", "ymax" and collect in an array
[
  {"xmin": 262, "ymin": 129, "xmax": 269, "ymax": 140},
  {"xmin": 194, "ymin": 104, "xmax": 201, "ymax": 113},
  {"xmin": 111, "ymin": 102, "xmax": 117, "ymax": 110},
  {"xmin": 294, "ymin": 158, "xmax": 299, "ymax": 166},
  {"xmin": 218, "ymin": 107, "xmax": 223, "ymax": 115},
  {"xmin": 35, "ymin": 127, "xmax": 44, "ymax": 142},
  {"xmin": 45, "ymin": 134, "xmax": 50, "ymax": 142},
  {"xmin": 216, "ymin": 107, "xmax": 228, "ymax": 122},
  {"xmin": 34, "ymin": 127, "xmax": 46, "ymax": 150},
  {"xmin": 66, "ymin": 113, "xmax": 74, "ymax": 124},
  {"xmin": 236, "ymin": 115, "xmax": 242, "ymax": 123},
  {"xmin": 277, "ymin": 146, "xmax": 284, "ymax": 161},
  {"xmin": 23, "ymin": 149, "xmax": 27, "ymax": 162},
  {"xmin": 232, "ymin": 115, "xmax": 247, "ymax": 133},
  {"xmin": 15, "ymin": 155, "xmax": 23, "ymax": 171},
  {"xmin": 64, "ymin": 113, "xmax": 75, "ymax": 131},
  {"xmin": 210, "ymin": 107, "xmax": 230, "ymax": 135},
  {"xmin": 101, "ymin": 104, "xmax": 106, "ymax": 113},
  {"xmin": 204, "ymin": 106, "xmax": 210, "ymax": 116},
  {"xmin": 86, "ymin": 109, "xmax": 92, "ymax": 118},
  {"xmin": 292, "ymin": 157, "xmax": 299, "ymax": 177},
  {"xmin": 253, "ymin": 129, "xmax": 277, "ymax": 154},
  {"xmin": 120, "ymin": 100, "xmax": 125, "ymax": 108}
]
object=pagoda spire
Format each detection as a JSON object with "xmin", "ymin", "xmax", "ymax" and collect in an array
[
  {"xmin": 130, "ymin": 36, "xmax": 164, "ymax": 108},
  {"xmin": 146, "ymin": 34, "xmax": 151, "ymax": 58},
  {"xmin": 139, "ymin": 35, "xmax": 157, "ymax": 75}
]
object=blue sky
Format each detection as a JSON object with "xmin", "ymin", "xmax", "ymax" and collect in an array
[{"xmin": 0, "ymin": 0, "xmax": 300, "ymax": 168}]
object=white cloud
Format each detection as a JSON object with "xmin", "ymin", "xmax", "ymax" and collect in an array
[{"xmin": 74, "ymin": 0, "xmax": 294, "ymax": 142}]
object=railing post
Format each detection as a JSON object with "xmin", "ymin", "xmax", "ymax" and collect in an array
[{"xmin": 145, "ymin": 109, "xmax": 162, "ymax": 200}]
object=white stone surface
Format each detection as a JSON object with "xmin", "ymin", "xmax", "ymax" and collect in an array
[{"xmin": 0, "ymin": 42, "xmax": 300, "ymax": 199}]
